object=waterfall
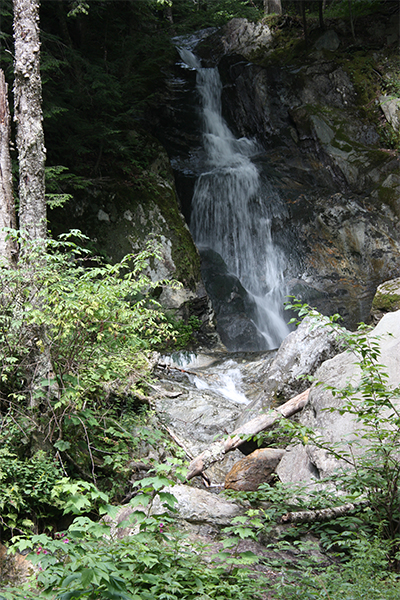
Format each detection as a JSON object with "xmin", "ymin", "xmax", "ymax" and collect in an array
[{"xmin": 179, "ymin": 48, "xmax": 290, "ymax": 350}]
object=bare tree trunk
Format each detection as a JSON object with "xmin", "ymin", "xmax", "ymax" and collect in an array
[
  {"xmin": 301, "ymin": 1, "xmax": 308, "ymax": 48},
  {"xmin": 13, "ymin": 0, "xmax": 52, "ymax": 408},
  {"xmin": 264, "ymin": 0, "xmax": 282, "ymax": 15},
  {"xmin": 13, "ymin": 0, "xmax": 46, "ymax": 242},
  {"xmin": 348, "ymin": 0, "xmax": 355, "ymax": 41},
  {"xmin": 186, "ymin": 389, "xmax": 310, "ymax": 480},
  {"xmin": 0, "ymin": 69, "xmax": 17, "ymax": 262},
  {"xmin": 318, "ymin": 0, "xmax": 324, "ymax": 29}
]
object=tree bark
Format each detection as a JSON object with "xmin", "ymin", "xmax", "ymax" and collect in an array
[
  {"xmin": 0, "ymin": 69, "xmax": 17, "ymax": 262},
  {"xmin": 13, "ymin": 0, "xmax": 52, "ymax": 408},
  {"xmin": 348, "ymin": 0, "xmax": 355, "ymax": 41},
  {"xmin": 13, "ymin": 0, "xmax": 46, "ymax": 242},
  {"xmin": 186, "ymin": 388, "xmax": 310, "ymax": 480},
  {"xmin": 301, "ymin": 1, "xmax": 308, "ymax": 48},
  {"xmin": 264, "ymin": 0, "xmax": 282, "ymax": 15},
  {"xmin": 318, "ymin": 0, "xmax": 324, "ymax": 29}
]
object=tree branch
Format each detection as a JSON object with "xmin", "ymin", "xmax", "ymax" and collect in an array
[{"xmin": 186, "ymin": 388, "xmax": 310, "ymax": 480}]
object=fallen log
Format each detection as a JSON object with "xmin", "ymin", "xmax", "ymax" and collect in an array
[
  {"xmin": 186, "ymin": 388, "xmax": 310, "ymax": 480},
  {"xmin": 281, "ymin": 499, "xmax": 369, "ymax": 524}
]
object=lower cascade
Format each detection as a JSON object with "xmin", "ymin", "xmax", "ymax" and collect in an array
[{"xmin": 178, "ymin": 47, "xmax": 290, "ymax": 351}]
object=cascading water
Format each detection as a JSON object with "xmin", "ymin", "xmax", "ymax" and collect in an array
[{"xmin": 179, "ymin": 48, "xmax": 290, "ymax": 350}]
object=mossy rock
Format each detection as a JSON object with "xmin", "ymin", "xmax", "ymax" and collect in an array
[
  {"xmin": 49, "ymin": 133, "xmax": 202, "ymax": 308},
  {"xmin": 372, "ymin": 278, "xmax": 400, "ymax": 312},
  {"xmin": 371, "ymin": 277, "xmax": 400, "ymax": 324}
]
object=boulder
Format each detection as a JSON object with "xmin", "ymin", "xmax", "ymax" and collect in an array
[
  {"xmin": 236, "ymin": 316, "xmax": 340, "ymax": 425},
  {"xmin": 380, "ymin": 95, "xmax": 400, "ymax": 131},
  {"xmin": 49, "ymin": 133, "xmax": 205, "ymax": 313},
  {"xmin": 225, "ymin": 448, "xmax": 286, "ymax": 491},
  {"xmin": 106, "ymin": 484, "xmax": 244, "ymax": 538},
  {"xmin": 219, "ymin": 18, "xmax": 273, "ymax": 59},
  {"xmin": 197, "ymin": 18, "xmax": 273, "ymax": 64},
  {"xmin": 277, "ymin": 311, "xmax": 400, "ymax": 484},
  {"xmin": 314, "ymin": 30, "xmax": 340, "ymax": 52},
  {"xmin": 154, "ymin": 484, "xmax": 242, "ymax": 527},
  {"xmin": 0, "ymin": 544, "xmax": 37, "ymax": 585}
]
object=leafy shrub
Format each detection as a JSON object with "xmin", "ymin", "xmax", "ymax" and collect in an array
[
  {"xmin": 0, "ymin": 449, "xmax": 63, "ymax": 536},
  {"xmin": 0, "ymin": 231, "xmax": 194, "ymax": 537},
  {"xmin": 5, "ymin": 463, "xmax": 267, "ymax": 600}
]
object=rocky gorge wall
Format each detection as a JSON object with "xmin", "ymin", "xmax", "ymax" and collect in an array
[
  {"xmin": 49, "ymin": 132, "xmax": 212, "ymax": 325},
  {"xmin": 155, "ymin": 12, "xmax": 400, "ymax": 337},
  {"xmin": 50, "ymin": 10, "xmax": 400, "ymax": 348},
  {"xmin": 197, "ymin": 16, "xmax": 400, "ymax": 329}
]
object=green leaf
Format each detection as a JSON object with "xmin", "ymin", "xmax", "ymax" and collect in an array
[
  {"xmin": 54, "ymin": 440, "xmax": 71, "ymax": 452},
  {"xmin": 80, "ymin": 568, "xmax": 94, "ymax": 587}
]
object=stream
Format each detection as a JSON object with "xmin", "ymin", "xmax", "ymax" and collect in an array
[
  {"xmin": 152, "ymin": 348, "xmax": 277, "ymax": 482},
  {"xmin": 148, "ymin": 37, "xmax": 296, "ymax": 481}
]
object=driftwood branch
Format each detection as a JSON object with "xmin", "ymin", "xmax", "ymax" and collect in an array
[
  {"xmin": 186, "ymin": 388, "xmax": 310, "ymax": 480},
  {"xmin": 281, "ymin": 499, "xmax": 369, "ymax": 524}
]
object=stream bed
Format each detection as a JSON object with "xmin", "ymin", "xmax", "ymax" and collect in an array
[{"xmin": 152, "ymin": 349, "xmax": 276, "ymax": 482}]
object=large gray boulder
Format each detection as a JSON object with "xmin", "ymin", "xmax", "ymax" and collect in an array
[
  {"xmin": 197, "ymin": 18, "xmax": 273, "ymax": 64},
  {"xmin": 236, "ymin": 316, "xmax": 340, "ymax": 426},
  {"xmin": 106, "ymin": 484, "xmax": 243, "ymax": 539},
  {"xmin": 277, "ymin": 311, "xmax": 400, "ymax": 484},
  {"xmin": 49, "ymin": 134, "xmax": 204, "ymax": 312}
]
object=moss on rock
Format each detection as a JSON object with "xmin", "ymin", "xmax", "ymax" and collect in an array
[{"xmin": 49, "ymin": 131, "xmax": 202, "ymax": 304}]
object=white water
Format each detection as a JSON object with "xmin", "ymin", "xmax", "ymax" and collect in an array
[
  {"xmin": 160, "ymin": 350, "xmax": 250, "ymax": 405},
  {"xmin": 179, "ymin": 49, "xmax": 290, "ymax": 349}
]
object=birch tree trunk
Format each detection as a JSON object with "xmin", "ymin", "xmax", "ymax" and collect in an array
[
  {"xmin": 0, "ymin": 69, "xmax": 17, "ymax": 261},
  {"xmin": 13, "ymin": 0, "xmax": 52, "ymax": 408},
  {"xmin": 13, "ymin": 0, "xmax": 46, "ymax": 242}
]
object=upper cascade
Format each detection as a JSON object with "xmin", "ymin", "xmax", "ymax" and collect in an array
[{"xmin": 178, "ymin": 47, "xmax": 290, "ymax": 350}]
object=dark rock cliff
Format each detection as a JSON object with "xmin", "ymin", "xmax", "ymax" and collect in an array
[{"xmin": 159, "ymin": 12, "xmax": 400, "ymax": 330}]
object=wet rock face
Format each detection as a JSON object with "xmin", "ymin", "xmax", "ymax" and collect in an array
[
  {"xmin": 290, "ymin": 193, "xmax": 400, "ymax": 327},
  {"xmin": 200, "ymin": 248, "xmax": 267, "ymax": 351},
  {"xmin": 49, "ymin": 134, "xmax": 210, "ymax": 320},
  {"xmin": 152, "ymin": 17, "xmax": 400, "ymax": 341},
  {"xmin": 214, "ymin": 46, "xmax": 400, "ymax": 326}
]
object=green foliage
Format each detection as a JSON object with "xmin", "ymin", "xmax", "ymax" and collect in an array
[
  {"xmin": 36, "ymin": 1, "xmax": 176, "ymax": 178},
  {"xmin": 172, "ymin": 0, "xmax": 263, "ymax": 31},
  {"xmin": 322, "ymin": 0, "xmax": 381, "ymax": 18},
  {"xmin": 0, "ymin": 449, "xmax": 63, "ymax": 536},
  {"xmin": 0, "ymin": 231, "xmax": 179, "ymax": 404},
  {"xmin": 45, "ymin": 166, "xmax": 74, "ymax": 209},
  {"xmin": 4, "ymin": 461, "xmax": 266, "ymax": 600},
  {"xmin": 165, "ymin": 315, "xmax": 202, "ymax": 349},
  {"xmin": 0, "ymin": 232, "xmax": 195, "ymax": 537},
  {"xmin": 274, "ymin": 537, "xmax": 400, "ymax": 600}
]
